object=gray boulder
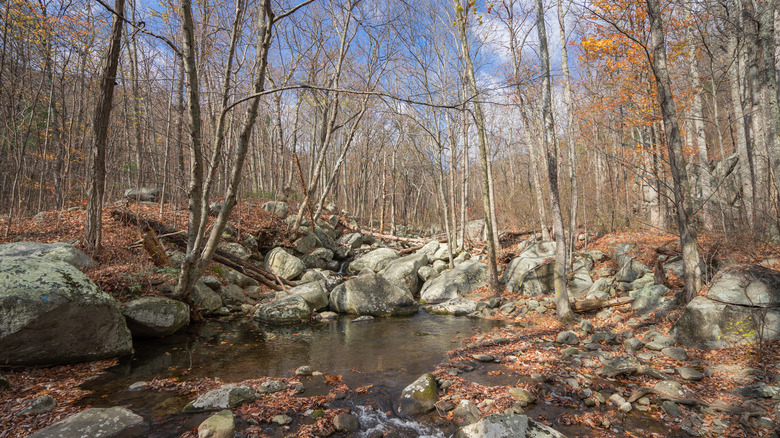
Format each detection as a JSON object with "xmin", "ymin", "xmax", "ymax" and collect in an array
[
  {"xmin": 0, "ymin": 241, "xmax": 95, "ymax": 268},
  {"xmin": 29, "ymin": 407, "xmax": 145, "ymax": 438},
  {"xmin": 464, "ymin": 219, "xmax": 486, "ymax": 241},
  {"xmin": 0, "ymin": 257, "xmax": 132, "ymax": 366},
  {"xmin": 218, "ymin": 284, "xmax": 249, "ymax": 306},
  {"xmin": 198, "ymin": 410, "xmax": 235, "ymax": 438},
  {"xmin": 261, "ymin": 201, "xmax": 289, "ymax": 218},
  {"xmin": 420, "ymin": 260, "xmax": 488, "ymax": 304},
  {"xmin": 182, "ymin": 384, "xmax": 257, "ymax": 412},
  {"xmin": 254, "ymin": 295, "xmax": 312, "ymax": 324},
  {"xmin": 454, "ymin": 413, "xmax": 567, "ymax": 438},
  {"xmin": 121, "ymin": 297, "xmax": 189, "ymax": 337},
  {"xmin": 223, "ymin": 267, "xmax": 258, "ymax": 288},
  {"xmin": 294, "ymin": 234, "xmax": 319, "ymax": 254},
  {"xmin": 302, "ymin": 247, "xmax": 334, "ymax": 270},
  {"xmin": 629, "ymin": 284, "xmax": 670, "ymax": 313},
  {"xmin": 219, "ymin": 242, "xmax": 250, "ymax": 260},
  {"xmin": 707, "ymin": 265, "xmax": 780, "ymax": 307},
  {"xmin": 672, "ymin": 296, "xmax": 780, "ymax": 349},
  {"xmin": 329, "ymin": 271, "xmax": 418, "ymax": 316},
  {"xmin": 299, "ymin": 269, "xmax": 343, "ymax": 291},
  {"xmin": 264, "ymin": 247, "xmax": 305, "ymax": 280},
  {"xmin": 287, "ymin": 281, "xmax": 329, "ymax": 310},
  {"xmin": 124, "ymin": 186, "xmax": 160, "ymax": 202},
  {"xmin": 398, "ymin": 373, "xmax": 439, "ymax": 416},
  {"xmin": 520, "ymin": 260, "xmax": 555, "ymax": 297},
  {"xmin": 192, "ymin": 280, "xmax": 223, "ymax": 315},
  {"xmin": 338, "ymin": 233, "xmax": 364, "ymax": 249},
  {"xmin": 416, "ymin": 241, "xmax": 441, "ymax": 258},
  {"xmin": 585, "ymin": 277, "xmax": 611, "ymax": 300},
  {"xmin": 347, "ymin": 248, "xmax": 400, "ymax": 274},
  {"xmin": 615, "ymin": 258, "xmax": 649, "ymax": 283},
  {"xmin": 379, "ymin": 253, "xmax": 428, "ymax": 294}
]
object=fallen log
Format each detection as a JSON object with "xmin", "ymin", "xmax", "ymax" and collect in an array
[
  {"xmin": 338, "ymin": 217, "xmax": 428, "ymax": 244},
  {"xmin": 142, "ymin": 228, "xmax": 172, "ymax": 267},
  {"xmin": 571, "ymin": 296, "xmax": 634, "ymax": 313},
  {"xmin": 110, "ymin": 208, "xmax": 291, "ymax": 290}
]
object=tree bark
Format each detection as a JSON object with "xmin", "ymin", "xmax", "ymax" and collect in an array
[{"xmin": 84, "ymin": 0, "xmax": 125, "ymax": 254}]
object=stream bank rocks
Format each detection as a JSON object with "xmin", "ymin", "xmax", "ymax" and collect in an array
[
  {"xmin": 398, "ymin": 373, "xmax": 439, "ymax": 416},
  {"xmin": 182, "ymin": 384, "xmax": 258, "ymax": 412},
  {"xmin": 121, "ymin": 297, "xmax": 190, "ymax": 337},
  {"xmin": 420, "ymin": 260, "xmax": 488, "ymax": 303},
  {"xmin": 454, "ymin": 413, "xmax": 567, "ymax": 438},
  {"xmin": 198, "ymin": 410, "xmax": 235, "ymax": 438},
  {"xmin": 0, "ymin": 241, "xmax": 96, "ymax": 268},
  {"xmin": 0, "ymin": 256, "xmax": 133, "ymax": 366},
  {"xmin": 329, "ymin": 271, "xmax": 418, "ymax": 316},
  {"xmin": 29, "ymin": 406, "xmax": 145, "ymax": 438},
  {"xmin": 673, "ymin": 264, "xmax": 780, "ymax": 349}
]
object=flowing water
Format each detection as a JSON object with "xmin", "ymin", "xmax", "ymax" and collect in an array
[{"xmin": 78, "ymin": 312, "xmax": 674, "ymax": 437}]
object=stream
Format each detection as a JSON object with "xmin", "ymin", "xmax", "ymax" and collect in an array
[{"xmin": 77, "ymin": 312, "xmax": 674, "ymax": 437}]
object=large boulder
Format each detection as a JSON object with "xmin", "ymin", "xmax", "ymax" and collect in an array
[
  {"xmin": 337, "ymin": 233, "xmax": 364, "ymax": 249},
  {"xmin": 379, "ymin": 253, "xmax": 428, "ymax": 294},
  {"xmin": 287, "ymin": 281, "xmax": 329, "ymax": 310},
  {"xmin": 254, "ymin": 295, "xmax": 312, "ymax": 325},
  {"xmin": 261, "ymin": 201, "xmax": 289, "ymax": 218},
  {"xmin": 502, "ymin": 242, "xmax": 556, "ymax": 295},
  {"xmin": 416, "ymin": 240, "xmax": 440, "ymax": 258},
  {"xmin": 29, "ymin": 407, "xmax": 145, "ymax": 438},
  {"xmin": 398, "ymin": 373, "xmax": 439, "ymax": 416},
  {"xmin": 672, "ymin": 265, "xmax": 780, "ymax": 349},
  {"xmin": 121, "ymin": 297, "xmax": 189, "ymax": 337},
  {"xmin": 329, "ymin": 271, "xmax": 418, "ymax": 316},
  {"xmin": 427, "ymin": 297, "xmax": 477, "ymax": 316},
  {"xmin": 347, "ymin": 248, "xmax": 400, "ymax": 274},
  {"xmin": 420, "ymin": 260, "xmax": 488, "ymax": 304},
  {"xmin": 0, "ymin": 257, "xmax": 133, "ymax": 366},
  {"xmin": 629, "ymin": 284, "xmax": 671, "ymax": 313},
  {"xmin": 124, "ymin": 186, "xmax": 160, "ymax": 202},
  {"xmin": 299, "ymin": 269, "xmax": 344, "ymax": 292},
  {"xmin": 198, "ymin": 410, "xmax": 235, "ymax": 438},
  {"xmin": 453, "ymin": 413, "xmax": 567, "ymax": 438},
  {"xmin": 464, "ymin": 219, "xmax": 486, "ymax": 241},
  {"xmin": 0, "ymin": 241, "xmax": 95, "ymax": 268},
  {"xmin": 302, "ymin": 248, "xmax": 334, "ymax": 270},
  {"xmin": 264, "ymin": 248, "xmax": 305, "ymax": 280}
]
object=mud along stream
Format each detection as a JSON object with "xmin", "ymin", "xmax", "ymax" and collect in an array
[{"xmin": 78, "ymin": 312, "xmax": 671, "ymax": 437}]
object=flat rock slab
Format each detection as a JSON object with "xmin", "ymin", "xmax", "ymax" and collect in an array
[{"xmin": 29, "ymin": 407, "xmax": 145, "ymax": 437}]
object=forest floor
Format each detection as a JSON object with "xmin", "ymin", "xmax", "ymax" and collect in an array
[{"xmin": 2, "ymin": 201, "xmax": 780, "ymax": 437}]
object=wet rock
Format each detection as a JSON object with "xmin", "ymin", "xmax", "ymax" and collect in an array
[
  {"xmin": 347, "ymin": 248, "xmax": 400, "ymax": 274},
  {"xmin": 0, "ymin": 241, "xmax": 95, "ymax": 268},
  {"xmin": 254, "ymin": 295, "xmax": 311, "ymax": 325},
  {"xmin": 556, "ymin": 331, "xmax": 579, "ymax": 345},
  {"xmin": 398, "ymin": 373, "xmax": 439, "ymax": 416},
  {"xmin": 428, "ymin": 297, "xmax": 477, "ymax": 316},
  {"xmin": 333, "ymin": 413, "xmax": 360, "ymax": 432},
  {"xmin": 198, "ymin": 410, "xmax": 234, "ymax": 438},
  {"xmin": 264, "ymin": 248, "xmax": 305, "ymax": 281},
  {"xmin": 0, "ymin": 256, "xmax": 132, "ymax": 366},
  {"xmin": 507, "ymin": 388, "xmax": 536, "ymax": 406},
  {"xmin": 452, "ymin": 400, "xmax": 481, "ymax": 426},
  {"xmin": 28, "ymin": 406, "xmax": 145, "ymax": 438},
  {"xmin": 314, "ymin": 311, "xmax": 338, "ymax": 322},
  {"xmin": 121, "ymin": 297, "xmax": 190, "ymax": 337},
  {"xmin": 258, "ymin": 380, "xmax": 287, "ymax": 394},
  {"xmin": 271, "ymin": 414, "xmax": 292, "ymax": 425},
  {"xmin": 453, "ymin": 413, "xmax": 567, "ymax": 438},
  {"xmin": 420, "ymin": 260, "xmax": 488, "ymax": 304},
  {"xmin": 676, "ymin": 367, "xmax": 704, "ymax": 381},
  {"xmin": 329, "ymin": 272, "xmax": 418, "ymax": 316},
  {"xmin": 352, "ymin": 315, "xmax": 374, "ymax": 322},
  {"xmin": 183, "ymin": 384, "xmax": 257, "ymax": 412},
  {"xmin": 19, "ymin": 395, "xmax": 56, "ymax": 415}
]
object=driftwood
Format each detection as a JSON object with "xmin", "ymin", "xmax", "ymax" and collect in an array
[
  {"xmin": 571, "ymin": 296, "xmax": 634, "ymax": 313},
  {"xmin": 110, "ymin": 208, "xmax": 291, "ymax": 291}
]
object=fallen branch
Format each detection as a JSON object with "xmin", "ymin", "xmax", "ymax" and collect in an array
[
  {"xmin": 338, "ymin": 216, "xmax": 428, "ymax": 244},
  {"xmin": 571, "ymin": 296, "xmax": 634, "ymax": 313}
]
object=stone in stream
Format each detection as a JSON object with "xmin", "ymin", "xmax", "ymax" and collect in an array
[
  {"xmin": 257, "ymin": 380, "xmax": 287, "ymax": 394},
  {"xmin": 329, "ymin": 271, "xmax": 418, "ymax": 316},
  {"xmin": 379, "ymin": 253, "xmax": 429, "ymax": 294},
  {"xmin": 282, "ymin": 281, "xmax": 329, "ymax": 311},
  {"xmin": 419, "ymin": 260, "xmax": 488, "ymax": 304},
  {"xmin": 452, "ymin": 400, "xmax": 481, "ymax": 426},
  {"xmin": 453, "ymin": 413, "xmax": 567, "ymax": 438},
  {"xmin": 198, "ymin": 410, "xmax": 234, "ymax": 438},
  {"xmin": 507, "ymin": 388, "xmax": 536, "ymax": 406},
  {"xmin": 332, "ymin": 413, "xmax": 360, "ymax": 432},
  {"xmin": 254, "ymin": 295, "xmax": 312, "ymax": 325},
  {"xmin": 182, "ymin": 384, "xmax": 257, "ymax": 412},
  {"xmin": 0, "ymin": 241, "xmax": 95, "ymax": 268},
  {"xmin": 427, "ymin": 297, "xmax": 478, "ymax": 316},
  {"xmin": 29, "ymin": 407, "xmax": 145, "ymax": 438},
  {"xmin": 398, "ymin": 373, "xmax": 439, "ymax": 416},
  {"xmin": 121, "ymin": 297, "xmax": 190, "ymax": 337},
  {"xmin": 0, "ymin": 256, "xmax": 133, "ymax": 366}
]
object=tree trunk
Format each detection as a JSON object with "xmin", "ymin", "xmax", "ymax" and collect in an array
[
  {"xmin": 84, "ymin": 0, "xmax": 125, "ymax": 254},
  {"xmin": 647, "ymin": 0, "xmax": 702, "ymax": 303},
  {"xmin": 536, "ymin": 0, "xmax": 573, "ymax": 322}
]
